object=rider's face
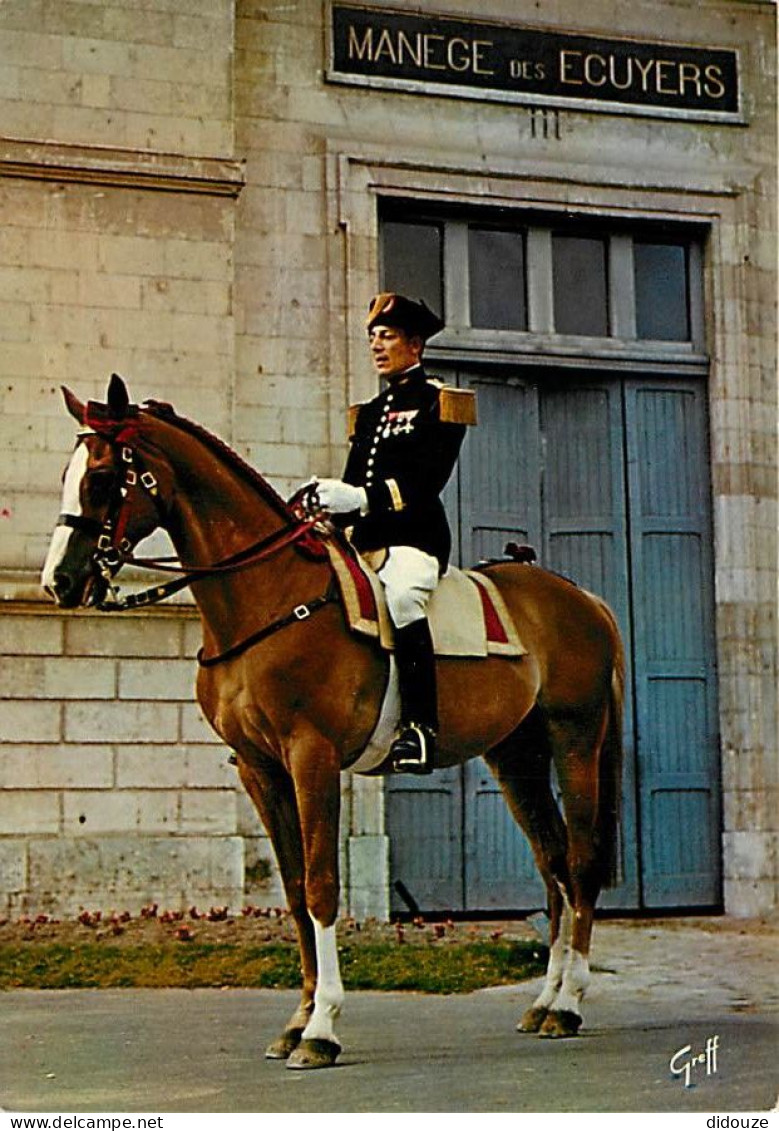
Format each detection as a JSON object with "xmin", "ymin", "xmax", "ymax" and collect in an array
[{"xmin": 368, "ymin": 325, "xmax": 423, "ymax": 379}]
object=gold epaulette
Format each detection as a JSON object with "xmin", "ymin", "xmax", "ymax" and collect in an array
[
  {"xmin": 439, "ymin": 386, "xmax": 477, "ymax": 426},
  {"xmin": 348, "ymin": 402, "xmax": 367, "ymax": 438}
]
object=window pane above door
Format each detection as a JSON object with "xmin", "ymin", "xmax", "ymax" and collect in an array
[
  {"xmin": 552, "ymin": 234, "xmax": 609, "ymax": 336},
  {"xmin": 634, "ymin": 242, "xmax": 690, "ymax": 341},
  {"xmin": 468, "ymin": 227, "xmax": 527, "ymax": 330},
  {"xmin": 380, "ymin": 220, "xmax": 443, "ymax": 320}
]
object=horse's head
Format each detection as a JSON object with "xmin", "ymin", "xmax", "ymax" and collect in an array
[{"xmin": 41, "ymin": 374, "xmax": 165, "ymax": 608}]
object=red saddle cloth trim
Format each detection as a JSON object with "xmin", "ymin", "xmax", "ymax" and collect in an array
[
  {"xmin": 470, "ymin": 574, "xmax": 510, "ymax": 645},
  {"xmin": 338, "ymin": 543, "xmax": 379, "ymax": 621}
]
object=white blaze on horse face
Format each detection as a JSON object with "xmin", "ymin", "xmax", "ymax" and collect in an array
[
  {"xmin": 301, "ymin": 917, "xmax": 344, "ymax": 1047},
  {"xmin": 41, "ymin": 442, "xmax": 89, "ymax": 594}
]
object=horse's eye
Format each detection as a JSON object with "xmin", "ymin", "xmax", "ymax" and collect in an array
[{"xmin": 86, "ymin": 470, "xmax": 116, "ymax": 506}]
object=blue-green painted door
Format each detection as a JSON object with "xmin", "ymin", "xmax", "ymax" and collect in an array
[
  {"xmin": 625, "ymin": 380, "xmax": 721, "ymax": 907},
  {"xmin": 387, "ymin": 370, "xmax": 720, "ymax": 914}
]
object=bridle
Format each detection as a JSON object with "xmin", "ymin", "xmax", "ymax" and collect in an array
[{"xmin": 60, "ymin": 420, "xmax": 326, "ymax": 616}]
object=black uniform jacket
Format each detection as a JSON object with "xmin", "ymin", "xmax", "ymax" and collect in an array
[{"xmin": 341, "ymin": 366, "xmax": 470, "ymax": 573}]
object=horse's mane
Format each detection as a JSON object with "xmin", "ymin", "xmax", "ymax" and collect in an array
[{"xmin": 141, "ymin": 398, "xmax": 293, "ymax": 521}]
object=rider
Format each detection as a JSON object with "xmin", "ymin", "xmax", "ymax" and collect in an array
[{"xmin": 310, "ymin": 293, "xmax": 475, "ymax": 773}]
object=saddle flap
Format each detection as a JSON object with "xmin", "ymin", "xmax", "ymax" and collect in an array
[{"xmin": 326, "ymin": 541, "xmax": 526, "ymax": 659}]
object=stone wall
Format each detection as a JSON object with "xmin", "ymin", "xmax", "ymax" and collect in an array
[
  {"xmin": 0, "ymin": 0, "xmax": 775, "ymax": 918},
  {"xmin": 0, "ymin": 0, "xmax": 248, "ymax": 916},
  {"xmin": 0, "ymin": 604, "xmax": 246, "ymax": 915}
]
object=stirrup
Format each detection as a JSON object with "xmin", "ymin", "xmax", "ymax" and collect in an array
[{"xmin": 390, "ymin": 723, "xmax": 435, "ymax": 775}]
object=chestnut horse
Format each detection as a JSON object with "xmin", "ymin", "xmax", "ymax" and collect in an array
[{"xmin": 42, "ymin": 375, "xmax": 625, "ymax": 1069}]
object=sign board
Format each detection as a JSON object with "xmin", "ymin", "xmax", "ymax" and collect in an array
[{"xmin": 329, "ymin": 4, "xmax": 741, "ymax": 122}]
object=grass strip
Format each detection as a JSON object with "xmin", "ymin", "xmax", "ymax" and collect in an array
[{"xmin": 0, "ymin": 940, "xmax": 546, "ymax": 994}]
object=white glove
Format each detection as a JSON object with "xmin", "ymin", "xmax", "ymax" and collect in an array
[{"xmin": 311, "ymin": 478, "xmax": 368, "ymax": 516}]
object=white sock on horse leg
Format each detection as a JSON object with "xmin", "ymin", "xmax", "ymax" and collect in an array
[
  {"xmin": 301, "ymin": 917, "xmax": 344, "ymax": 1045},
  {"xmin": 532, "ymin": 891, "xmax": 572, "ymax": 1011},
  {"xmin": 552, "ymin": 949, "xmax": 591, "ymax": 1017}
]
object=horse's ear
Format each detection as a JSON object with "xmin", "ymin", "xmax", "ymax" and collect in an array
[
  {"xmin": 107, "ymin": 373, "xmax": 130, "ymax": 418},
  {"xmin": 62, "ymin": 386, "xmax": 85, "ymax": 424}
]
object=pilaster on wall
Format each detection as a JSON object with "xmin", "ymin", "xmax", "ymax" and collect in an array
[
  {"xmin": 708, "ymin": 187, "xmax": 778, "ymax": 917},
  {"xmin": 344, "ymin": 775, "xmax": 390, "ymax": 921}
]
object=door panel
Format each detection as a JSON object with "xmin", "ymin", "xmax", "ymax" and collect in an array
[
  {"xmin": 459, "ymin": 373, "xmax": 546, "ymax": 908},
  {"xmin": 625, "ymin": 381, "xmax": 721, "ymax": 906},
  {"xmin": 459, "ymin": 374, "xmax": 540, "ymax": 564},
  {"xmin": 386, "ymin": 768, "xmax": 464, "ymax": 913},
  {"xmin": 463, "ymin": 763, "xmax": 546, "ymax": 909},
  {"xmin": 538, "ymin": 379, "xmax": 639, "ymax": 908}
]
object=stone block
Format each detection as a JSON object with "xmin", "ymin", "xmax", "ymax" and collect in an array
[
  {"xmin": 64, "ymin": 701, "xmax": 179, "ymax": 744},
  {"xmin": 350, "ymin": 775, "xmax": 386, "ymax": 837},
  {"xmin": 243, "ymin": 835, "xmax": 285, "ymax": 905},
  {"xmin": 25, "ymin": 834, "xmax": 245, "ymax": 916},
  {"xmin": 163, "ymin": 239, "xmax": 231, "ymax": 281},
  {"xmin": 0, "ymin": 840, "xmax": 27, "ymax": 901},
  {"xmin": 236, "ymin": 787, "xmax": 265, "ymax": 836},
  {"xmin": 0, "ymin": 744, "xmax": 113, "ymax": 789},
  {"xmin": 117, "ymin": 658, "xmax": 195, "ymax": 701},
  {"xmin": 347, "ymin": 835, "xmax": 390, "ymax": 922},
  {"xmin": 723, "ymin": 878, "xmax": 777, "ymax": 919},
  {"xmin": 181, "ymin": 619, "xmax": 205, "ymax": 659},
  {"xmin": 63, "ymin": 789, "xmax": 180, "ymax": 835},
  {"xmin": 180, "ymin": 702, "xmax": 223, "ymax": 745},
  {"xmin": 180, "ymin": 790, "xmax": 238, "ymax": 835},
  {"xmin": 97, "ymin": 234, "xmax": 166, "ymax": 277},
  {"xmin": 0, "ymin": 614, "xmax": 63, "ymax": 655},
  {"xmin": 0, "ymin": 701, "xmax": 61, "ymax": 744},
  {"xmin": 0, "ymin": 791, "xmax": 60, "ymax": 835},
  {"xmin": 723, "ymin": 830, "xmax": 777, "ymax": 881},
  {"xmin": 65, "ymin": 614, "xmax": 182, "ymax": 658},
  {"xmin": 115, "ymin": 743, "xmax": 233, "ymax": 789},
  {"xmin": 0, "ymin": 656, "xmax": 117, "ymax": 700}
]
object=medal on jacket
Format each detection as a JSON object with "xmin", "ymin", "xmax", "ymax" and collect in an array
[{"xmin": 385, "ymin": 409, "xmax": 418, "ymax": 436}]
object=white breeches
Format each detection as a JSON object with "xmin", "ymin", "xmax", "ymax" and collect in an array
[{"xmin": 376, "ymin": 546, "xmax": 439, "ymax": 628}]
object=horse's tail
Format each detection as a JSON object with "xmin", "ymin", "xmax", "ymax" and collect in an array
[{"xmin": 598, "ymin": 622, "xmax": 626, "ymax": 889}]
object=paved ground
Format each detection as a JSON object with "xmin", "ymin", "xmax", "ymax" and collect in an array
[{"xmin": 0, "ymin": 917, "xmax": 776, "ymax": 1114}]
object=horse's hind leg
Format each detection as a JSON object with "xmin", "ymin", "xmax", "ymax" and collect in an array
[
  {"xmin": 484, "ymin": 708, "xmax": 573, "ymax": 1035},
  {"xmin": 236, "ymin": 756, "xmax": 318, "ymax": 1060},
  {"xmin": 538, "ymin": 704, "xmax": 612, "ymax": 1039}
]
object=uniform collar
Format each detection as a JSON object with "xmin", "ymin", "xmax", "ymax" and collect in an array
[{"xmin": 387, "ymin": 364, "xmax": 425, "ymax": 388}]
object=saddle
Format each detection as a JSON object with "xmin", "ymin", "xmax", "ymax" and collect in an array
[{"xmin": 326, "ymin": 540, "xmax": 526, "ymax": 659}]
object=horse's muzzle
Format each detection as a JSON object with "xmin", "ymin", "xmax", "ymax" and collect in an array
[
  {"xmin": 45, "ymin": 568, "xmax": 102, "ymax": 609},
  {"xmin": 45, "ymin": 570, "xmax": 82, "ymax": 607}
]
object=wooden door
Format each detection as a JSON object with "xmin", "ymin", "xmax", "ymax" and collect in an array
[{"xmin": 387, "ymin": 370, "xmax": 720, "ymax": 913}]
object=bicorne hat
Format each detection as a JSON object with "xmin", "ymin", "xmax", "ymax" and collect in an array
[{"xmin": 366, "ymin": 293, "xmax": 444, "ymax": 341}]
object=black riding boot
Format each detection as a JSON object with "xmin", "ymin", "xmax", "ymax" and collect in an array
[{"xmin": 389, "ymin": 618, "xmax": 438, "ymax": 774}]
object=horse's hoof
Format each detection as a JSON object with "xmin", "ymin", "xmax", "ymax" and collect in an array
[
  {"xmin": 286, "ymin": 1037, "xmax": 341, "ymax": 1070},
  {"xmin": 538, "ymin": 1009, "xmax": 582, "ymax": 1038},
  {"xmin": 265, "ymin": 1027, "xmax": 304, "ymax": 1060},
  {"xmin": 517, "ymin": 1006, "xmax": 549, "ymax": 1033}
]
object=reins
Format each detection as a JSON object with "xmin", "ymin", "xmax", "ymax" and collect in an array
[{"xmin": 94, "ymin": 513, "xmax": 323, "ymax": 612}]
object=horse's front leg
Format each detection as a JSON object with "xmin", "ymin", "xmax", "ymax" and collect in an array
[
  {"xmin": 235, "ymin": 756, "xmax": 317, "ymax": 1060},
  {"xmin": 285, "ymin": 730, "xmax": 344, "ymax": 1071}
]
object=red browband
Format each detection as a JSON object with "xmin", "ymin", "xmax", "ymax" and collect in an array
[{"xmin": 84, "ymin": 401, "xmax": 141, "ymax": 443}]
